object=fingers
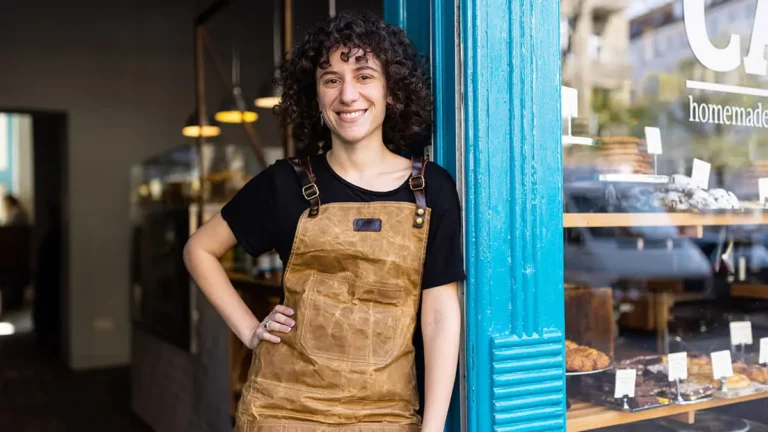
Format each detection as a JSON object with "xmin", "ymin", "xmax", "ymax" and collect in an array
[
  {"xmin": 271, "ymin": 313, "xmax": 296, "ymax": 331},
  {"xmin": 273, "ymin": 305, "xmax": 294, "ymax": 317},
  {"xmin": 263, "ymin": 316, "xmax": 292, "ymax": 334},
  {"xmin": 266, "ymin": 305, "xmax": 295, "ymax": 333},
  {"xmin": 258, "ymin": 328, "xmax": 281, "ymax": 344},
  {"xmin": 255, "ymin": 305, "xmax": 296, "ymax": 345}
]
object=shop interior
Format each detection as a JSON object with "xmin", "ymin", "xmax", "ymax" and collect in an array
[{"xmin": 0, "ymin": 1, "xmax": 381, "ymax": 430}]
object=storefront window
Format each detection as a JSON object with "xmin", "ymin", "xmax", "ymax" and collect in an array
[{"xmin": 562, "ymin": 0, "xmax": 768, "ymax": 430}]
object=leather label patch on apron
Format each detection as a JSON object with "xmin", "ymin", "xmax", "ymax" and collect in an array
[{"xmin": 353, "ymin": 218, "xmax": 382, "ymax": 232}]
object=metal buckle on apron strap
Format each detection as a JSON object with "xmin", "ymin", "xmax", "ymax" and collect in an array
[
  {"xmin": 409, "ymin": 175, "xmax": 425, "ymax": 191},
  {"xmin": 289, "ymin": 157, "xmax": 321, "ymax": 217},
  {"xmin": 302, "ymin": 183, "xmax": 320, "ymax": 200},
  {"xmin": 410, "ymin": 157, "xmax": 427, "ymax": 228}
]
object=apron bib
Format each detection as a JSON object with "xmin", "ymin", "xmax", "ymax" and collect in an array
[{"xmin": 235, "ymin": 157, "xmax": 430, "ymax": 432}]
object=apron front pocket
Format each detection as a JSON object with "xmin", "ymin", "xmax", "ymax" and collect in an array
[{"xmin": 300, "ymin": 272, "xmax": 404, "ymax": 365}]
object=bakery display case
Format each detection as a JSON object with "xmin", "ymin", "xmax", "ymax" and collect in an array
[
  {"xmin": 129, "ymin": 141, "xmax": 259, "ymax": 351},
  {"xmin": 130, "ymin": 144, "xmax": 197, "ymax": 351},
  {"xmin": 561, "ymin": 0, "xmax": 768, "ymax": 430},
  {"xmin": 130, "ymin": 138, "xmax": 282, "ymax": 418}
]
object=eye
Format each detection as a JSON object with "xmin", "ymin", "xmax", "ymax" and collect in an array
[
  {"xmin": 324, "ymin": 78, "xmax": 341, "ymax": 85},
  {"xmin": 359, "ymin": 74, "xmax": 374, "ymax": 81}
]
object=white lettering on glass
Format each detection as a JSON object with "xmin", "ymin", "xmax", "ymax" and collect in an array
[
  {"xmin": 744, "ymin": 2, "xmax": 768, "ymax": 76},
  {"xmin": 684, "ymin": 0, "xmax": 768, "ymax": 77}
]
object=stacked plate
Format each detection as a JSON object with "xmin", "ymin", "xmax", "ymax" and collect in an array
[
  {"xmin": 594, "ymin": 137, "xmax": 653, "ymax": 175},
  {"xmin": 564, "ymin": 136, "xmax": 654, "ymax": 175}
]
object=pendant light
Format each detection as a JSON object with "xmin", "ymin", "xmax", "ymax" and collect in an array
[
  {"xmin": 254, "ymin": 0, "xmax": 285, "ymax": 109},
  {"xmin": 215, "ymin": 41, "xmax": 259, "ymax": 123},
  {"xmin": 182, "ymin": 111, "xmax": 221, "ymax": 137}
]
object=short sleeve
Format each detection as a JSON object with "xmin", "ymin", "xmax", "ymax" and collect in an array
[
  {"xmin": 220, "ymin": 164, "xmax": 277, "ymax": 257},
  {"xmin": 421, "ymin": 170, "xmax": 466, "ymax": 289}
]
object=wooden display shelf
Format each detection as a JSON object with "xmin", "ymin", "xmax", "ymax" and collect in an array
[
  {"xmin": 564, "ymin": 212, "xmax": 768, "ymax": 228},
  {"xmin": 227, "ymin": 270, "xmax": 283, "ymax": 297},
  {"xmin": 567, "ymin": 392, "xmax": 768, "ymax": 431},
  {"xmin": 731, "ymin": 283, "xmax": 768, "ymax": 300}
]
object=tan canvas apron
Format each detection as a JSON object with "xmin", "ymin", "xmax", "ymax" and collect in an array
[{"xmin": 235, "ymin": 156, "xmax": 430, "ymax": 432}]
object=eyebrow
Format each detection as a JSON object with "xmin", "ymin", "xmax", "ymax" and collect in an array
[{"xmin": 318, "ymin": 65, "xmax": 381, "ymax": 79}]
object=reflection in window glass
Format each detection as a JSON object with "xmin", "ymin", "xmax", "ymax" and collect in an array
[{"xmin": 562, "ymin": 0, "xmax": 768, "ymax": 429}]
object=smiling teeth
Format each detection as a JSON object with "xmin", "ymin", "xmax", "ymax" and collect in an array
[{"xmin": 340, "ymin": 110, "xmax": 365, "ymax": 119}]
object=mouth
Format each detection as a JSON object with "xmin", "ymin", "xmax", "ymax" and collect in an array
[{"xmin": 336, "ymin": 108, "xmax": 368, "ymax": 123}]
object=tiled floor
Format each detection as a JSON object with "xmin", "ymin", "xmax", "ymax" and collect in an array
[{"xmin": 0, "ymin": 327, "xmax": 153, "ymax": 431}]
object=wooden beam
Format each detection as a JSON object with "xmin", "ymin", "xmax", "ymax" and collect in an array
[{"xmin": 564, "ymin": 212, "xmax": 768, "ymax": 228}]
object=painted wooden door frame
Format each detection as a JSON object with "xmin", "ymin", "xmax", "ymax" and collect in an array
[
  {"xmin": 385, "ymin": 1, "xmax": 463, "ymax": 431},
  {"xmin": 386, "ymin": 0, "xmax": 566, "ymax": 430}
]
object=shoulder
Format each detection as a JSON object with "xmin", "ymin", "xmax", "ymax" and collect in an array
[
  {"xmin": 263, "ymin": 158, "xmax": 309, "ymax": 188},
  {"xmin": 424, "ymin": 161, "xmax": 456, "ymax": 187},
  {"xmin": 227, "ymin": 158, "xmax": 303, "ymax": 202},
  {"xmin": 423, "ymin": 161, "xmax": 459, "ymax": 211}
]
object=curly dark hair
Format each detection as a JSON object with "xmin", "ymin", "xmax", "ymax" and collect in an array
[{"xmin": 275, "ymin": 11, "xmax": 432, "ymax": 157}]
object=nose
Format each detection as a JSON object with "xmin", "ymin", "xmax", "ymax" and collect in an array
[{"xmin": 339, "ymin": 80, "xmax": 360, "ymax": 105}]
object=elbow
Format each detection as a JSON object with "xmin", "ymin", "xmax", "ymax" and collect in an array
[{"xmin": 182, "ymin": 237, "xmax": 199, "ymax": 270}]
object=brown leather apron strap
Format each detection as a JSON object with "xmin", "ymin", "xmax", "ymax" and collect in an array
[
  {"xmin": 288, "ymin": 157, "xmax": 320, "ymax": 217},
  {"xmin": 409, "ymin": 156, "xmax": 427, "ymax": 228}
]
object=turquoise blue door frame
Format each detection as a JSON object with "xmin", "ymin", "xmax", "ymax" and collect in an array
[
  {"xmin": 462, "ymin": 0, "xmax": 565, "ymax": 430},
  {"xmin": 386, "ymin": 0, "xmax": 566, "ymax": 430}
]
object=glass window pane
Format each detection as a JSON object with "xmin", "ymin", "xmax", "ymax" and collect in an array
[{"xmin": 562, "ymin": 0, "xmax": 768, "ymax": 429}]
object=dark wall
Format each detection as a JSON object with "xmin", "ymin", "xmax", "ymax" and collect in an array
[
  {"xmin": 0, "ymin": 0, "xmax": 285, "ymax": 368},
  {"xmin": 293, "ymin": 0, "xmax": 384, "ymax": 45}
]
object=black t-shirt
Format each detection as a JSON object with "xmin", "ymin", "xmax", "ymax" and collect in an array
[{"xmin": 221, "ymin": 152, "xmax": 466, "ymax": 289}]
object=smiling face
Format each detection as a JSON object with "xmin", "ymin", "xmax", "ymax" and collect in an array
[{"xmin": 316, "ymin": 47, "xmax": 388, "ymax": 146}]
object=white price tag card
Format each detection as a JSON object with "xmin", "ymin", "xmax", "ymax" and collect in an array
[
  {"xmin": 645, "ymin": 127, "xmax": 663, "ymax": 155},
  {"xmin": 614, "ymin": 369, "xmax": 637, "ymax": 398},
  {"xmin": 691, "ymin": 158, "xmax": 711, "ymax": 190},
  {"xmin": 759, "ymin": 178, "xmax": 768, "ymax": 204},
  {"xmin": 667, "ymin": 352, "xmax": 688, "ymax": 381},
  {"xmin": 711, "ymin": 350, "xmax": 734, "ymax": 379},
  {"xmin": 730, "ymin": 321, "xmax": 753, "ymax": 345},
  {"xmin": 760, "ymin": 338, "xmax": 768, "ymax": 364},
  {"xmin": 561, "ymin": 86, "xmax": 578, "ymax": 118}
]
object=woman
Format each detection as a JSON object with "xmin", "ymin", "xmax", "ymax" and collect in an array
[{"xmin": 184, "ymin": 11, "xmax": 463, "ymax": 431}]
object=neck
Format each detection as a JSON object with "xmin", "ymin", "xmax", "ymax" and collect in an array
[{"xmin": 326, "ymin": 130, "xmax": 392, "ymax": 173}]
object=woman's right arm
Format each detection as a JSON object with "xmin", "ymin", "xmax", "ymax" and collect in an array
[{"xmin": 183, "ymin": 213, "xmax": 288, "ymax": 347}]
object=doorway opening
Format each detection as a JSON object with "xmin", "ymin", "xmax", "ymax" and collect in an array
[{"xmin": 0, "ymin": 110, "xmax": 68, "ymax": 356}]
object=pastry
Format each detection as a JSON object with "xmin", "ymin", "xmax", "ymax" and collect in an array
[
  {"xmin": 732, "ymin": 361, "xmax": 749, "ymax": 374},
  {"xmin": 593, "ymin": 351, "xmax": 611, "ymax": 370},
  {"xmin": 676, "ymin": 382, "xmax": 716, "ymax": 401},
  {"xmin": 688, "ymin": 355, "xmax": 711, "ymax": 366},
  {"xmin": 687, "ymin": 374, "xmax": 719, "ymax": 387},
  {"xmin": 566, "ymin": 354, "xmax": 593, "ymax": 372},
  {"xmin": 745, "ymin": 365, "xmax": 768, "ymax": 384},
  {"xmin": 627, "ymin": 396, "xmax": 668, "ymax": 410},
  {"xmin": 688, "ymin": 360, "xmax": 713, "ymax": 376},
  {"xmin": 565, "ymin": 343, "xmax": 611, "ymax": 372},
  {"xmin": 597, "ymin": 137, "xmax": 642, "ymax": 144},
  {"xmin": 723, "ymin": 373, "xmax": 751, "ymax": 389}
]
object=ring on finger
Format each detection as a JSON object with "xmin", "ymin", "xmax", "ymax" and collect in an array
[{"xmin": 262, "ymin": 320, "xmax": 271, "ymax": 330}]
